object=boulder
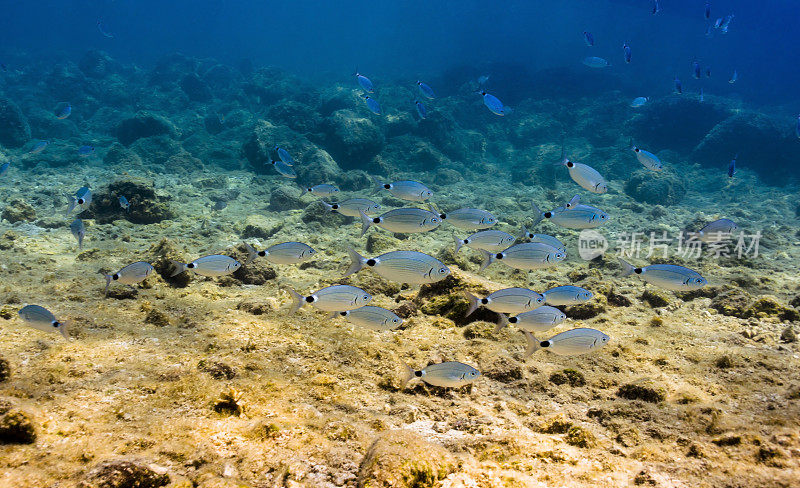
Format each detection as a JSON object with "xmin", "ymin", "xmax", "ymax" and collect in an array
[
  {"xmin": 0, "ymin": 400, "xmax": 36, "ymax": 444},
  {"xmin": 117, "ymin": 112, "xmax": 177, "ymax": 146},
  {"xmin": 179, "ymin": 73, "xmax": 213, "ymax": 102},
  {"xmin": 0, "ymin": 98, "xmax": 31, "ymax": 148},
  {"xmin": 78, "ymin": 50, "xmax": 123, "ymax": 79},
  {"xmin": 78, "ymin": 459, "xmax": 170, "ymax": 488},
  {"xmin": 357, "ymin": 430, "xmax": 455, "ymax": 488},
  {"xmin": 322, "ymin": 109, "xmax": 384, "ymax": 170},
  {"xmin": 87, "ymin": 179, "xmax": 175, "ymax": 225},
  {"xmin": 624, "ymin": 170, "xmax": 686, "ymax": 206}
]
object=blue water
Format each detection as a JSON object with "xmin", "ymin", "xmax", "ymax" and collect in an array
[{"xmin": 1, "ymin": 0, "xmax": 798, "ymax": 106}]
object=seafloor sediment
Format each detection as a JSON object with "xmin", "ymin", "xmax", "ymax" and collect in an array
[{"xmin": 0, "ymin": 52, "xmax": 798, "ymax": 487}]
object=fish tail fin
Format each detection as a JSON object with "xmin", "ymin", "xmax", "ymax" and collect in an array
[
  {"xmin": 287, "ymin": 287, "xmax": 305, "ymax": 314},
  {"xmin": 523, "ymin": 331, "xmax": 541, "ymax": 358},
  {"xmin": 65, "ymin": 197, "xmax": 77, "ymax": 216},
  {"xmin": 168, "ymin": 260, "xmax": 187, "ymax": 277},
  {"xmin": 494, "ymin": 314, "xmax": 510, "ymax": 333},
  {"xmin": 100, "ymin": 272, "xmax": 112, "ymax": 296},
  {"xmin": 452, "ymin": 235, "xmax": 464, "ymax": 256},
  {"xmin": 58, "ymin": 321, "xmax": 70, "ymax": 340},
  {"xmin": 464, "ymin": 291, "xmax": 479, "ymax": 317},
  {"xmin": 370, "ymin": 176, "xmax": 383, "ymax": 195},
  {"xmin": 327, "ymin": 311, "xmax": 338, "ymax": 320},
  {"xmin": 320, "ymin": 200, "xmax": 334, "ymax": 212},
  {"xmin": 518, "ymin": 225, "xmax": 530, "ymax": 239},
  {"xmin": 478, "ymin": 250, "xmax": 494, "ymax": 272},
  {"xmin": 344, "ymin": 247, "xmax": 367, "ymax": 278},
  {"xmin": 359, "ymin": 209, "xmax": 373, "ymax": 237},
  {"xmin": 243, "ymin": 242, "xmax": 258, "ymax": 266},
  {"xmin": 400, "ymin": 362, "xmax": 415, "ymax": 389},
  {"xmin": 530, "ymin": 202, "xmax": 544, "ymax": 227},
  {"xmin": 618, "ymin": 257, "xmax": 636, "ymax": 277}
]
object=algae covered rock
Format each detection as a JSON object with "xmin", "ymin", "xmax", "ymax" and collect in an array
[
  {"xmin": 549, "ymin": 369, "xmax": 586, "ymax": 387},
  {"xmin": 269, "ymin": 186, "xmax": 305, "ymax": 211},
  {"xmin": 117, "ymin": 112, "xmax": 177, "ymax": 146},
  {"xmin": 0, "ymin": 400, "xmax": 36, "ymax": 444},
  {"xmin": 78, "ymin": 459, "xmax": 170, "ymax": 488},
  {"xmin": 357, "ymin": 430, "xmax": 455, "ymax": 488},
  {"xmin": 624, "ymin": 170, "xmax": 686, "ymax": 206},
  {"xmin": 148, "ymin": 238, "xmax": 190, "ymax": 287},
  {"xmin": 0, "ymin": 357, "xmax": 9, "ymax": 382},
  {"xmin": 0, "ymin": 97, "xmax": 31, "ymax": 148},
  {"xmin": 90, "ymin": 179, "xmax": 175, "ymax": 224},
  {"xmin": 483, "ymin": 355, "xmax": 523, "ymax": 383},
  {"xmin": 179, "ymin": 73, "xmax": 213, "ymax": 102},
  {"xmin": 322, "ymin": 109, "xmax": 385, "ymax": 170},
  {"xmin": 1, "ymin": 199, "xmax": 36, "ymax": 223},
  {"xmin": 617, "ymin": 381, "xmax": 666, "ymax": 403},
  {"xmin": 78, "ymin": 50, "xmax": 124, "ymax": 79}
]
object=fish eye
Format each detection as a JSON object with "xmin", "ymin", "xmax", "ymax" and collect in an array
[
  {"xmin": 362, "ymin": 295, "xmax": 370, "ymax": 301},
  {"xmin": 439, "ymin": 267, "xmax": 447, "ymax": 274}
]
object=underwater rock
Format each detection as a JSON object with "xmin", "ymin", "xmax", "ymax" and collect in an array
[
  {"xmin": 179, "ymin": 73, "xmax": 213, "ymax": 102},
  {"xmin": 148, "ymin": 238, "xmax": 191, "ymax": 287},
  {"xmin": 198, "ymin": 359, "xmax": 237, "ymax": 380},
  {"xmin": 1, "ymin": 199, "xmax": 36, "ymax": 223},
  {"xmin": 117, "ymin": 112, "xmax": 177, "ymax": 146},
  {"xmin": 692, "ymin": 112, "xmax": 793, "ymax": 185},
  {"xmin": 131, "ymin": 136, "xmax": 183, "ymax": 166},
  {"xmin": 213, "ymin": 387, "xmax": 245, "ymax": 416},
  {"xmin": 624, "ymin": 170, "xmax": 686, "ymax": 206},
  {"xmin": 0, "ymin": 97, "xmax": 31, "ymax": 148},
  {"xmin": 511, "ymin": 113, "xmax": 565, "ymax": 148},
  {"xmin": 201, "ymin": 63, "xmax": 240, "ymax": 91},
  {"xmin": 203, "ymin": 114, "xmax": 224, "ymax": 135},
  {"xmin": 89, "ymin": 179, "xmax": 175, "ymax": 225},
  {"xmin": 711, "ymin": 289, "xmax": 799, "ymax": 321},
  {"xmin": 780, "ymin": 326, "xmax": 797, "ymax": 343},
  {"xmin": 220, "ymin": 243, "xmax": 276, "ymax": 286},
  {"xmin": 78, "ymin": 50, "xmax": 123, "ymax": 79},
  {"xmin": 322, "ymin": 109, "xmax": 384, "ymax": 170},
  {"xmin": 513, "ymin": 143, "xmax": 561, "ymax": 188},
  {"xmin": 549, "ymin": 369, "xmax": 586, "ymax": 387},
  {"xmin": 357, "ymin": 430, "xmax": 455, "ymax": 488},
  {"xmin": 378, "ymin": 135, "xmax": 450, "ymax": 172},
  {"xmin": 0, "ymin": 357, "xmax": 9, "ymax": 382},
  {"xmin": 78, "ymin": 459, "xmax": 170, "ymax": 488},
  {"xmin": 148, "ymin": 53, "xmax": 199, "ymax": 87},
  {"xmin": 269, "ymin": 186, "xmax": 305, "ymax": 211},
  {"xmin": 483, "ymin": 355, "xmax": 523, "ymax": 383},
  {"xmin": 640, "ymin": 289, "xmax": 671, "ymax": 308},
  {"xmin": 565, "ymin": 294, "xmax": 607, "ymax": 319},
  {"xmin": 267, "ymin": 100, "xmax": 323, "ymax": 134},
  {"xmin": 565, "ymin": 426, "xmax": 596, "ymax": 448},
  {"xmin": 366, "ymin": 233, "xmax": 400, "ymax": 254},
  {"xmin": 46, "ymin": 62, "xmax": 88, "ymax": 101},
  {"xmin": 103, "ymin": 143, "xmax": 145, "ymax": 169},
  {"xmin": 0, "ymin": 400, "xmax": 36, "ymax": 444},
  {"xmin": 626, "ymin": 96, "xmax": 731, "ymax": 153},
  {"xmin": 243, "ymin": 66, "xmax": 308, "ymax": 105},
  {"xmin": 617, "ymin": 381, "xmax": 666, "ymax": 403},
  {"xmin": 300, "ymin": 200, "xmax": 347, "ymax": 227},
  {"xmin": 747, "ymin": 296, "xmax": 800, "ymax": 322},
  {"xmin": 164, "ymin": 151, "xmax": 203, "ymax": 173},
  {"xmin": 241, "ymin": 215, "xmax": 284, "ymax": 239},
  {"xmin": 144, "ymin": 308, "xmax": 172, "ymax": 327}
]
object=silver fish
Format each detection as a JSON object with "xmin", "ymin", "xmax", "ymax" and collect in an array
[
  {"xmin": 518, "ymin": 227, "xmax": 566, "ymax": 252},
  {"xmin": 401, "ymin": 361, "xmax": 480, "ymax": 388},
  {"xmin": 170, "ymin": 255, "xmax": 242, "ymax": 277},
  {"xmin": 531, "ymin": 202, "xmax": 609, "ymax": 230},
  {"xmin": 465, "ymin": 287, "xmax": 545, "ymax": 316},
  {"xmin": 267, "ymin": 159, "xmax": 296, "ymax": 178},
  {"xmin": 559, "ymin": 159, "xmax": 607, "ymax": 193},
  {"xmin": 70, "ymin": 219, "xmax": 85, "ymax": 249},
  {"xmin": 18, "ymin": 304, "xmax": 69, "ymax": 339},
  {"xmin": 245, "ymin": 241, "xmax": 315, "ymax": 265},
  {"xmin": 359, "ymin": 208, "xmax": 441, "ymax": 236},
  {"xmin": 453, "ymin": 230, "xmax": 515, "ymax": 255},
  {"xmin": 480, "ymin": 242, "xmax": 565, "ymax": 272},
  {"xmin": 543, "ymin": 286, "xmax": 593, "ymax": 306},
  {"xmin": 66, "ymin": 186, "xmax": 92, "ymax": 215},
  {"xmin": 346, "ymin": 248, "xmax": 450, "ymax": 284},
  {"xmin": 697, "ymin": 218, "xmax": 738, "ymax": 243},
  {"xmin": 287, "ymin": 284, "xmax": 371, "ymax": 313},
  {"xmin": 433, "ymin": 205, "xmax": 497, "ymax": 230},
  {"xmin": 304, "ymin": 184, "xmax": 339, "ymax": 197},
  {"xmin": 632, "ymin": 146, "xmax": 663, "ymax": 171},
  {"xmin": 524, "ymin": 328, "xmax": 610, "ymax": 357},
  {"xmin": 101, "ymin": 261, "xmax": 154, "ymax": 295},
  {"xmin": 372, "ymin": 179, "xmax": 433, "ymax": 202},
  {"xmin": 335, "ymin": 306, "xmax": 403, "ymax": 331},
  {"xmin": 618, "ymin": 258, "xmax": 707, "ymax": 291},
  {"xmin": 495, "ymin": 306, "xmax": 566, "ymax": 333},
  {"xmin": 321, "ymin": 198, "xmax": 380, "ymax": 218}
]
